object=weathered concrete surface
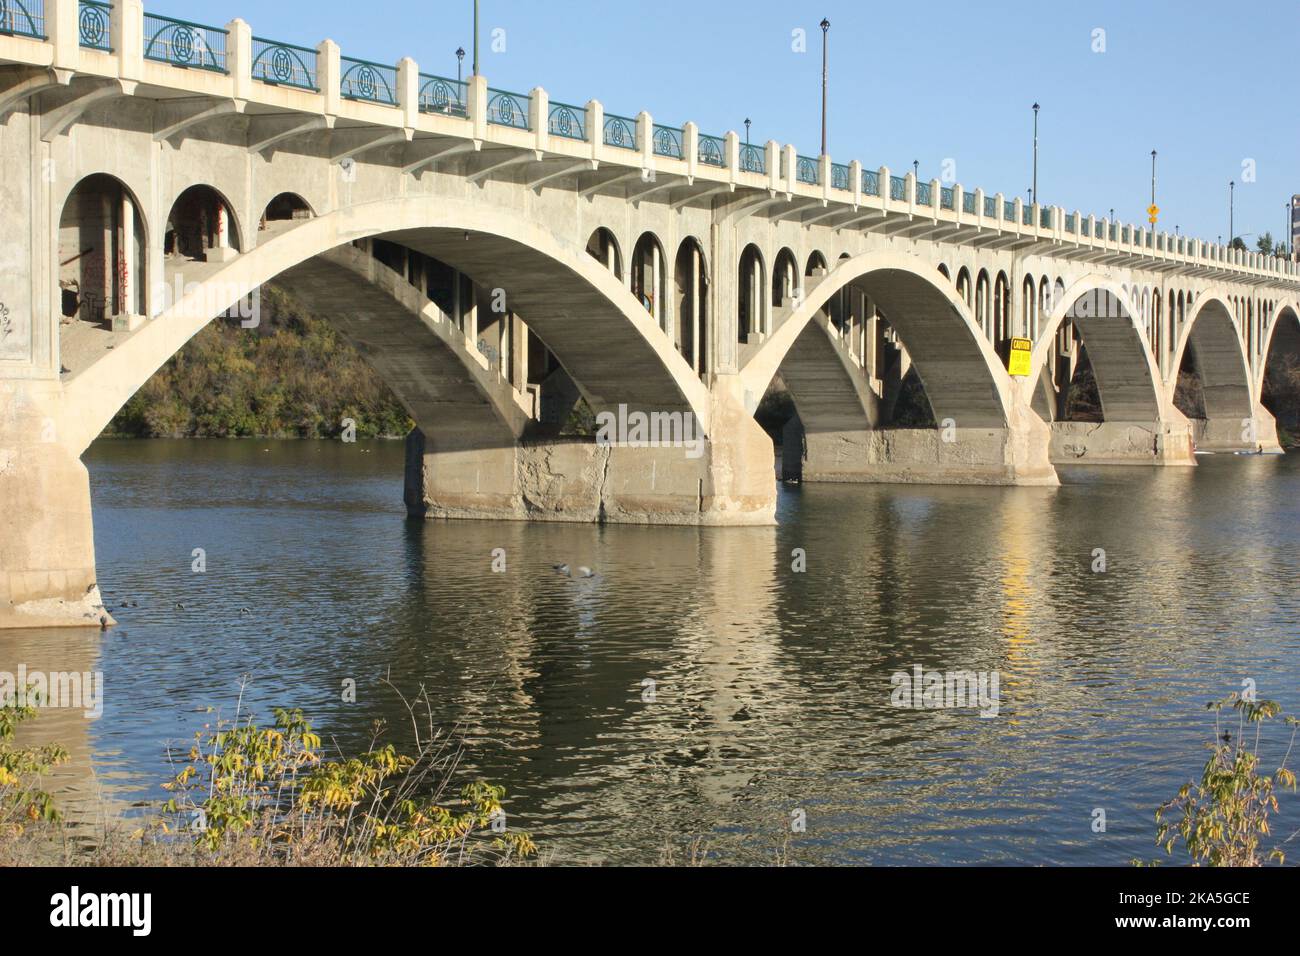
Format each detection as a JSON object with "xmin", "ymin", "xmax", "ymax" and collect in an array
[
  {"xmin": 1192, "ymin": 410, "xmax": 1283, "ymax": 454},
  {"xmin": 405, "ymin": 392, "xmax": 777, "ymax": 525},
  {"xmin": 0, "ymin": 383, "xmax": 114, "ymax": 629},
  {"xmin": 1050, "ymin": 419, "xmax": 1196, "ymax": 465}
]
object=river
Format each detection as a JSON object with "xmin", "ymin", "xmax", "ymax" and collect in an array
[{"xmin": 4, "ymin": 439, "xmax": 1299, "ymax": 865}]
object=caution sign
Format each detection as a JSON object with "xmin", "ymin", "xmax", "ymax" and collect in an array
[
  {"xmin": 1008, "ymin": 337, "xmax": 1032, "ymax": 377},
  {"xmin": 1147, "ymin": 203, "xmax": 1159, "ymax": 225}
]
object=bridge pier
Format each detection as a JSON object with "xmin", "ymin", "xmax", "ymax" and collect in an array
[
  {"xmin": 405, "ymin": 393, "xmax": 777, "ymax": 526},
  {"xmin": 1049, "ymin": 417, "xmax": 1197, "ymax": 466},
  {"xmin": 785, "ymin": 405, "xmax": 1058, "ymax": 486},
  {"xmin": 1191, "ymin": 406, "xmax": 1283, "ymax": 454},
  {"xmin": 0, "ymin": 384, "xmax": 114, "ymax": 629}
]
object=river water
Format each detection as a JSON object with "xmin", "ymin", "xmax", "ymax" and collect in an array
[{"xmin": 5, "ymin": 439, "xmax": 1299, "ymax": 865}]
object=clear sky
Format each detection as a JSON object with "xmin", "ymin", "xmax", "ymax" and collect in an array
[{"xmin": 150, "ymin": 0, "xmax": 1298, "ymax": 246}]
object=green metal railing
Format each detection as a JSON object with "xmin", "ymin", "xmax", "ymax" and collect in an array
[
  {"xmin": 251, "ymin": 37, "xmax": 317, "ymax": 90},
  {"xmin": 796, "ymin": 155, "xmax": 819, "ymax": 185},
  {"xmin": 78, "ymin": 0, "xmax": 109, "ymax": 50},
  {"xmin": 740, "ymin": 143, "xmax": 765, "ymax": 174},
  {"xmin": 1040, "ymin": 207, "xmax": 1052, "ymax": 229},
  {"xmin": 831, "ymin": 162, "xmax": 850, "ymax": 190},
  {"xmin": 418, "ymin": 73, "xmax": 465, "ymax": 116},
  {"xmin": 0, "ymin": 0, "xmax": 45, "ymax": 39},
  {"xmin": 143, "ymin": 13, "xmax": 227, "ymax": 73},
  {"xmin": 984, "ymin": 196, "xmax": 996, "ymax": 218},
  {"xmin": 1003, "ymin": 200, "xmax": 1015, "ymax": 221},
  {"xmin": 652, "ymin": 124, "xmax": 682, "ymax": 159},
  {"xmin": 889, "ymin": 175, "xmax": 906, "ymax": 201},
  {"xmin": 340, "ymin": 56, "xmax": 397, "ymax": 105},
  {"xmin": 547, "ymin": 101, "xmax": 585, "ymax": 140},
  {"xmin": 486, "ymin": 88, "xmax": 530, "ymax": 129},
  {"xmin": 603, "ymin": 113, "xmax": 636, "ymax": 149},
  {"xmin": 698, "ymin": 133, "xmax": 725, "ymax": 167},
  {"xmin": 1021, "ymin": 205, "xmax": 1032, "ymax": 226},
  {"xmin": 962, "ymin": 191, "xmax": 976, "ymax": 215},
  {"xmin": 1064, "ymin": 213, "xmax": 1076, "ymax": 233},
  {"xmin": 940, "ymin": 186, "xmax": 954, "ymax": 210},
  {"xmin": 916, "ymin": 181, "xmax": 932, "ymax": 206},
  {"xmin": 861, "ymin": 169, "xmax": 879, "ymax": 195}
]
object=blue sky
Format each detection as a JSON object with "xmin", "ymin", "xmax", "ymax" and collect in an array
[{"xmin": 152, "ymin": 0, "xmax": 1298, "ymax": 246}]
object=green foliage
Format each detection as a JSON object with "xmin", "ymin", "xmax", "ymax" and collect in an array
[
  {"xmin": 106, "ymin": 284, "xmax": 414, "ymax": 440},
  {"xmin": 158, "ymin": 695, "xmax": 536, "ymax": 866},
  {"xmin": 0, "ymin": 690, "xmax": 68, "ymax": 832},
  {"xmin": 1153, "ymin": 693, "xmax": 1298, "ymax": 867}
]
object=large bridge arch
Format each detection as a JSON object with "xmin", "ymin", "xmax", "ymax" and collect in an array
[
  {"xmin": 1170, "ymin": 293, "xmax": 1253, "ymax": 424},
  {"xmin": 1030, "ymin": 275, "xmax": 1163, "ymax": 422},
  {"xmin": 740, "ymin": 249, "xmax": 1012, "ymax": 428},
  {"xmin": 1258, "ymin": 300, "xmax": 1300, "ymax": 401},
  {"xmin": 59, "ymin": 193, "xmax": 714, "ymax": 454}
]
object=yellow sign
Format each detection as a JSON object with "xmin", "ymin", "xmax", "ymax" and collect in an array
[
  {"xmin": 1147, "ymin": 204, "xmax": 1159, "ymax": 225},
  {"xmin": 1008, "ymin": 337, "xmax": 1032, "ymax": 377}
]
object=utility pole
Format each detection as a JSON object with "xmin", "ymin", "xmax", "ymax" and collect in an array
[
  {"xmin": 456, "ymin": 46, "xmax": 464, "ymax": 85},
  {"xmin": 1229, "ymin": 180, "xmax": 1235, "ymax": 246},
  {"xmin": 820, "ymin": 19, "xmax": 830, "ymax": 156},
  {"xmin": 1032, "ymin": 102, "xmax": 1039, "ymax": 205}
]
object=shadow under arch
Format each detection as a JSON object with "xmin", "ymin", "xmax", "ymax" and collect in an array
[
  {"xmin": 1029, "ymin": 275, "xmax": 1163, "ymax": 422},
  {"xmin": 740, "ymin": 250, "xmax": 1012, "ymax": 428},
  {"xmin": 59, "ymin": 194, "xmax": 714, "ymax": 454}
]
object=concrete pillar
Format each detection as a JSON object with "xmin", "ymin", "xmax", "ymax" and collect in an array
[
  {"xmin": 228, "ymin": 19, "xmax": 253, "ymax": 102},
  {"xmin": 691, "ymin": 246, "xmax": 701, "ymax": 374},
  {"xmin": 319, "ymin": 40, "xmax": 341, "ymax": 116},
  {"xmin": 468, "ymin": 75, "xmax": 488, "ymax": 142},
  {"xmin": 530, "ymin": 86, "xmax": 548, "ymax": 152},
  {"xmin": 49, "ymin": 0, "xmax": 79, "ymax": 71},
  {"xmin": 398, "ymin": 57, "xmax": 419, "ymax": 130},
  {"xmin": 113, "ymin": 0, "xmax": 144, "ymax": 82},
  {"xmin": 510, "ymin": 315, "xmax": 527, "ymax": 389}
]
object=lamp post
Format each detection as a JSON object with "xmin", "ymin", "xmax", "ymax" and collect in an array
[
  {"xmin": 1229, "ymin": 180, "xmax": 1235, "ymax": 246},
  {"xmin": 1032, "ymin": 102, "xmax": 1039, "ymax": 205},
  {"xmin": 1150, "ymin": 150, "xmax": 1157, "ymax": 217},
  {"xmin": 912, "ymin": 159, "xmax": 918, "ymax": 180},
  {"xmin": 744, "ymin": 117, "xmax": 751, "ymax": 147},
  {"xmin": 472, "ymin": 0, "xmax": 480, "ymax": 77},
  {"xmin": 456, "ymin": 47, "xmax": 464, "ymax": 85},
  {"xmin": 819, "ymin": 19, "xmax": 830, "ymax": 156}
]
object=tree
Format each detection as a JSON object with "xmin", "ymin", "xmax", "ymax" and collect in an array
[
  {"xmin": 1255, "ymin": 232, "xmax": 1274, "ymax": 255},
  {"xmin": 1230, "ymin": 237, "xmax": 1248, "ymax": 251}
]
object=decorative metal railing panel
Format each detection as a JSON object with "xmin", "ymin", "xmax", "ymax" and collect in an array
[
  {"xmin": 1004, "ymin": 200, "xmax": 1015, "ymax": 221},
  {"xmin": 739, "ymin": 143, "xmax": 765, "ymax": 174},
  {"xmin": 830, "ymin": 163, "xmax": 850, "ymax": 190},
  {"xmin": 984, "ymin": 196, "xmax": 997, "ymax": 218},
  {"xmin": 915, "ymin": 181, "xmax": 932, "ymax": 206},
  {"xmin": 78, "ymin": 0, "xmax": 109, "ymax": 50},
  {"xmin": 889, "ymin": 175, "xmax": 907, "ymax": 201},
  {"xmin": 547, "ymin": 101, "xmax": 586, "ymax": 140},
  {"xmin": 486, "ymin": 88, "xmax": 530, "ymax": 129},
  {"xmin": 1064, "ymin": 214, "xmax": 1074, "ymax": 233},
  {"xmin": 652, "ymin": 124, "xmax": 682, "ymax": 159},
  {"xmin": 796, "ymin": 155, "xmax": 819, "ymax": 185},
  {"xmin": 861, "ymin": 169, "xmax": 879, "ymax": 195},
  {"xmin": 962, "ymin": 191, "xmax": 976, "ymax": 215},
  {"xmin": 698, "ymin": 133, "xmax": 725, "ymax": 167},
  {"xmin": 1040, "ymin": 207, "xmax": 1052, "ymax": 228},
  {"xmin": 602, "ymin": 114, "xmax": 636, "ymax": 149},
  {"xmin": 1109, "ymin": 224, "xmax": 1117, "ymax": 241},
  {"xmin": 0, "ymin": 0, "xmax": 45, "ymax": 39},
  {"xmin": 417, "ymin": 73, "xmax": 465, "ymax": 116},
  {"xmin": 1022, "ymin": 206, "xmax": 1033, "ymax": 226},
  {"xmin": 340, "ymin": 56, "xmax": 397, "ymax": 105},
  {"xmin": 1122, "ymin": 226, "xmax": 1131, "ymax": 243},
  {"xmin": 251, "ymin": 37, "xmax": 318, "ymax": 90},
  {"xmin": 940, "ymin": 186, "xmax": 954, "ymax": 210},
  {"xmin": 143, "ymin": 13, "xmax": 227, "ymax": 72}
]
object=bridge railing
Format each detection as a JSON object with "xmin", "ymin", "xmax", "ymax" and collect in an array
[
  {"xmin": 15, "ymin": 0, "xmax": 1299, "ymax": 279},
  {"xmin": 142, "ymin": 12, "xmax": 228, "ymax": 73},
  {"xmin": 78, "ymin": 0, "xmax": 109, "ymax": 50},
  {"xmin": 0, "ymin": 0, "xmax": 45, "ymax": 39}
]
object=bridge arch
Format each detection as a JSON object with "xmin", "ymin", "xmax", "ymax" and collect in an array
[
  {"xmin": 772, "ymin": 247, "xmax": 799, "ymax": 308},
  {"xmin": 1259, "ymin": 301, "xmax": 1300, "ymax": 401},
  {"xmin": 1169, "ymin": 293, "xmax": 1253, "ymax": 425},
  {"xmin": 740, "ymin": 250, "xmax": 1013, "ymax": 427},
  {"xmin": 738, "ymin": 243, "xmax": 767, "ymax": 340},
  {"xmin": 586, "ymin": 226, "xmax": 623, "ymax": 280},
  {"xmin": 1030, "ymin": 275, "xmax": 1162, "ymax": 422},
  {"xmin": 56, "ymin": 172, "xmax": 148, "ymax": 323},
  {"xmin": 260, "ymin": 192, "xmax": 314, "ymax": 230},
  {"xmin": 672, "ymin": 236, "xmax": 710, "ymax": 377},
  {"xmin": 58, "ymin": 194, "xmax": 713, "ymax": 454},
  {"xmin": 164, "ymin": 183, "xmax": 243, "ymax": 260}
]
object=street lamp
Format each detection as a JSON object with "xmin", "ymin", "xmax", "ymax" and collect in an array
[
  {"xmin": 1229, "ymin": 180, "xmax": 1235, "ymax": 245},
  {"xmin": 819, "ymin": 19, "xmax": 830, "ymax": 156},
  {"xmin": 744, "ymin": 117, "xmax": 751, "ymax": 147},
  {"xmin": 456, "ymin": 47, "xmax": 465, "ymax": 85},
  {"xmin": 1150, "ymin": 150, "xmax": 1157, "ymax": 220},
  {"xmin": 472, "ymin": 0, "xmax": 480, "ymax": 77},
  {"xmin": 1032, "ymin": 102, "xmax": 1039, "ymax": 205},
  {"xmin": 912, "ymin": 159, "xmax": 919, "ymax": 180}
]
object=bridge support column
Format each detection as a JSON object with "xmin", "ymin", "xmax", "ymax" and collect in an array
[
  {"xmin": 0, "ymin": 385, "xmax": 114, "ymax": 629},
  {"xmin": 1049, "ymin": 414, "xmax": 1197, "ymax": 465},
  {"xmin": 404, "ymin": 393, "xmax": 776, "ymax": 526},
  {"xmin": 788, "ymin": 404, "xmax": 1057, "ymax": 486},
  {"xmin": 1190, "ymin": 405, "xmax": 1283, "ymax": 454}
]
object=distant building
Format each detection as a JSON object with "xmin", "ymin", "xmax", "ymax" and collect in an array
[{"xmin": 1293, "ymin": 195, "xmax": 1300, "ymax": 256}]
